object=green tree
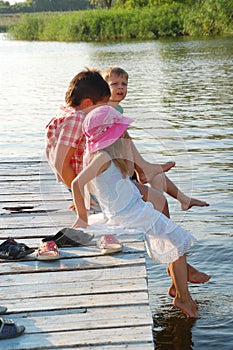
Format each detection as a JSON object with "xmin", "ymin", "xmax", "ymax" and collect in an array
[{"xmin": 90, "ymin": 0, "xmax": 113, "ymax": 9}]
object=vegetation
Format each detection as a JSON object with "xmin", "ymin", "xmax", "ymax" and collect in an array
[
  {"xmin": 0, "ymin": 0, "xmax": 91, "ymax": 14},
  {"xmin": 1, "ymin": 0, "xmax": 232, "ymax": 41}
]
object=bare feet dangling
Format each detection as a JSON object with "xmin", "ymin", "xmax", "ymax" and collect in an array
[
  {"xmin": 167, "ymin": 264, "xmax": 211, "ymax": 298},
  {"xmin": 181, "ymin": 197, "xmax": 209, "ymax": 211},
  {"xmin": 187, "ymin": 264, "xmax": 211, "ymax": 284},
  {"xmin": 173, "ymin": 296, "xmax": 198, "ymax": 318}
]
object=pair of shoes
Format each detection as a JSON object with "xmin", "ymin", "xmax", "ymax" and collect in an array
[
  {"xmin": 97, "ymin": 235, "xmax": 123, "ymax": 255},
  {"xmin": 42, "ymin": 228, "xmax": 94, "ymax": 247},
  {"xmin": 36, "ymin": 241, "xmax": 60, "ymax": 261},
  {"xmin": 0, "ymin": 238, "xmax": 35, "ymax": 260},
  {"xmin": 0, "ymin": 307, "xmax": 7, "ymax": 315},
  {"xmin": 0, "ymin": 318, "xmax": 25, "ymax": 340}
]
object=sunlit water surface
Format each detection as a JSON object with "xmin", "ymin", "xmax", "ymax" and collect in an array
[{"xmin": 0, "ymin": 33, "xmax": 232, "ymax": 349}]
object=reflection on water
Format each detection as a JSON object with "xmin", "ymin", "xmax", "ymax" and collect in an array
[
  {"xmin": 153, "ymin": 311, "xmax": 197, "ymax": 350},
  {"xmin": 0, "ymin": 34, "xmax": 233, "ymax": 349}
]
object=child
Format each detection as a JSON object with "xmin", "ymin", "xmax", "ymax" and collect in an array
[
  {"xmin": 102, "ymin": 66, "xmax": 209, "ymax": 211},
  {"xmin": 71, "ymin": 105, "xmax": 205, "ymax": 318},
  {"xmin": 45, "ymin": 68, "xmax": 111, "ymax": 191},
  {"xmin": 45, "ymin": 68, "xmax": 175, "ymax": 215}
]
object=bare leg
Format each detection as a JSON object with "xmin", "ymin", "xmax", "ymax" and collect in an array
[
  {"xmin": 150, "ymin": 174, "xmax": 209, "ymax": 211},
  {"xmin": 134, "ymin": 182, "xmax": 169, "ymax": 217},
  {"xmin": 168, "ymin": 255, "xmax": 198, "ymax": 318},
  {"xmin": 167, "ymin": 264, "xmax": 211, "ymax": 297}
]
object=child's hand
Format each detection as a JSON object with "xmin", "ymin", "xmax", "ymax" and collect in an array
[{"xmin": 72, "ymin": 217, "xmax": 88, "ymax": 229}]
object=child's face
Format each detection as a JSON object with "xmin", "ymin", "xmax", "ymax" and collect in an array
[{"xmin": 108, "ymin": 74, "xmax": 128, "ymax": 103}]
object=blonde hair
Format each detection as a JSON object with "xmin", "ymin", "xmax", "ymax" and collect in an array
[
  {"xmin": 102, "ymin": 66, "xmax": 128, "ymax": 83},
  {"xmin": 90, "ymin": 132, "xmax": 131, "ymax": 178},
  {"xmin": 105, "ymin": 135, "xmax": 129, "ymax": 178}
]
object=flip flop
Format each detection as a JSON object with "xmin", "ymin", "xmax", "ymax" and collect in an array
[
  {"xmin": 0, "ymin": 307, "xmax": 7, "ymax": 315},
  {"xmin": 0, "ymin": 318, "xmax": 25, "ymax": 339},
  {"xmin": 42, "ymin": 228, "xmax": 94, "ymax": 247},
  {"xmin": 0, "ymin": 238, "xmax": 35, "ymax": 260},
  {"xmin": 97, "ymin": 235, "xmax": 123, "ymax": 255},
  {"xmin": 37, "ymin": 241, "xmax": 60, "ymax": 261}
]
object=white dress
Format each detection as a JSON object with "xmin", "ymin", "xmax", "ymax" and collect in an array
[{"xmin": 89, "ymin": 161, "xmax": 195, "ymax": 264}]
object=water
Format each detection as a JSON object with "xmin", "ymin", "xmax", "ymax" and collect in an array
[{"xmin": 0, "ymin": 33, "xmax": 233, "ymax": 349}]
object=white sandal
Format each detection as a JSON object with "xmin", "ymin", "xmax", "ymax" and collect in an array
[{"xmin": 97, "ymin": 235, "xmax": 123, "ymax": 255}]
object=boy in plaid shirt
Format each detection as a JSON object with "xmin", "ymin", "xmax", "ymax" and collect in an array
[{"xmin": 46, "ymin": 69, "xmax": 111, "ymax": 190}]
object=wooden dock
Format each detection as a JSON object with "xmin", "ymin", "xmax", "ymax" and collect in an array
[{"xmin": 0, "ymin": 160, "xmax": 154, "ymax": 349}]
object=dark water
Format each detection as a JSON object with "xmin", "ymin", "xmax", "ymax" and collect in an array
[{"xmin": 0, "ymin": 34, "xmax": 232, "ymax": 349}]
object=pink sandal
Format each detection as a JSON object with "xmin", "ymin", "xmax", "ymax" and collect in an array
[
  {"xmin": 37, "ymin": 241, "xmax": 60, "ymax": 261},
  {"xmin": 97, "ymin": 235, "xmax": 123, "ymax": 255}
]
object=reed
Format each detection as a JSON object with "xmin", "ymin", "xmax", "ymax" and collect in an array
[{"xmin": 9, "ymin": 1, "xmax": 233, "ymax": 41}]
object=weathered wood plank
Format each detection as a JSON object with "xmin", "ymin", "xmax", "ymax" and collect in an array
[
  {"xmin": 0, "ymin": 277, "xmax": 148, "ymax": 300},
  {"xmin": 0, "ymin": 264, "xmax": 148, "ymax": 286},
  {"xmin": 2, "ymin": 291, "xmax": 150, "ymax": 312},
  {"xmin": 8, "ymin": 305, "xmax": 153, "ymax": 333}
]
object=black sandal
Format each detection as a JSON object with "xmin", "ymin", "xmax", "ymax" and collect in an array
[
  {"xmin": 0, "ymin": 238, "xmax": 35, "ymax": 260},
  {"xmin": 0, "ymin": 318, "xmax": 25, "ymax": 339},
  {"xmin": 42, "ymin": 228, "xmax": 94, "ymax": 247}
]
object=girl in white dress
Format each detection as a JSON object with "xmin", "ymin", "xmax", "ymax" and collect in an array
[{"xmin": 71, "ymin": 104, "xmax": 199, "ymax": 318}]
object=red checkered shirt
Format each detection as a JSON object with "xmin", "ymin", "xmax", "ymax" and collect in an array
[{"xmin": 45, "ymin": 105, "xmax": 86, "ymax": 182}]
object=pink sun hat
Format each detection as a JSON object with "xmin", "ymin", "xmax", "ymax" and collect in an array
[{"xmin": 83, "ymin": 105, "xmax": 134, "ymax": 154}]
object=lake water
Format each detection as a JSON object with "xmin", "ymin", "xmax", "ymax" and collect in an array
[{"xmin": 0, "ymin": 33, "xmax": 232, "ymax": 349}]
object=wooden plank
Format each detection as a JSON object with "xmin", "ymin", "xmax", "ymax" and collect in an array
[
  {"xmin": 2, "ymin": 291, "xmax": 150, "ymax": 312},
  {"xmin": 0, "ymin": 277, "xmax": 148, "ymax": 300},
  {"xmin": 0, "ymin": 264, "xmax": 148, "ymax": 286},
  {"xmin": 8, "ymin": 305, "xmax": 153, "ymax": 333}
]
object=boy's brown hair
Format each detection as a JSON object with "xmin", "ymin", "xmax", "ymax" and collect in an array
[
  {"xmin": 102, "ymin": 66, "xmax": 128, "ymax": 82},
  {"xmin": 65, "ymin": 68, "xmax": 111, "ymax": 107}
]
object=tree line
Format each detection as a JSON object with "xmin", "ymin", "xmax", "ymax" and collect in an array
[
  {"xmin": 0, "ymin": 0, "xmax": 91, "ymax": 13},
  {"xmin": 0, "ymin": 0, "xmax": 208, "ymax": 14}
]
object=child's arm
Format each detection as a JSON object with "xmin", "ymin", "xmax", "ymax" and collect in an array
[
  {"xmin": 54, "ymin": 144, "xmax": 76, "ymax": 189},
  {"xmin": 71, "ymin": 152, "xmax": 111, "ymax": 228}
]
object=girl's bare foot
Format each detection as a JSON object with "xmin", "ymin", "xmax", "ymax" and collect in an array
[
  {"xmin": 138, "ymin": 161, "xmax": 175, "ymax": 184},
  {"xmin": 168, "ymin": 284, "xmax": 198, "ymax": 310},
  {"xmin": 173, "ymin": 296, "xmax": 198, "ymax": 318},
  {"xmin": 181, "ymin": 197, "xmax": 209, "ymax": 211},
  {"xmin": 187, "ymin": 265, "xmax": 211, "ymax": 284},
  {"xmin": 167, "ymin": 264, "xmax": 211, "ymax": 285}
]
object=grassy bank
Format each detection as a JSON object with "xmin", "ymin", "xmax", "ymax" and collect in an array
[{"xmin": 7, "ymin": 1, "xmax": 233, "ymax": 41}]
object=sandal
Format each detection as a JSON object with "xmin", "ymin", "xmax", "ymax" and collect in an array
[
  {"xmin": 0, "ymin": 318, "xmax": 25, "ymax": 340},
  {"xmin": 97, "ymin": 235, "xmax": 123, "ymax": 255},
  {"xmin": 0, "ymin": 238, "xmax": 34, "ymax": 260},
  {"xmin": 42, "ymin": 228, "xmax": 94, "ymax": 247},
  {"xmin": 37, "ymin": 241, "xmax": 60, "ymax": 261},
  {"xmin": 0, "ymin": 307, "xmax": 7, "ymax": 315}
]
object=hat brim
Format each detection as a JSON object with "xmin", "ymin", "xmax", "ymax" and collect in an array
[{"xmin": 88, "ymin": 118, "xmax": 133, "ymax": 153}]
